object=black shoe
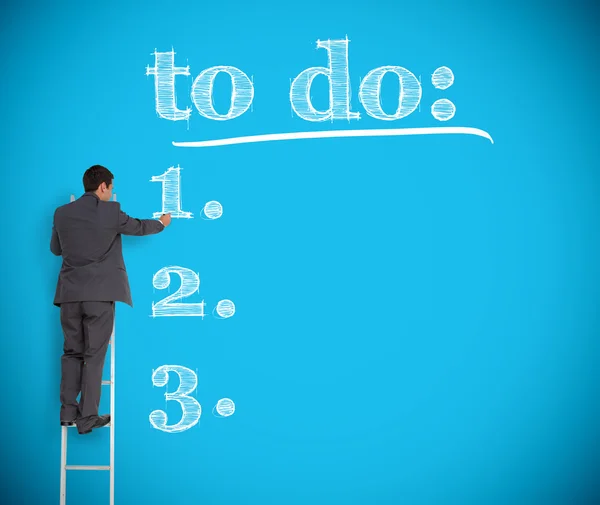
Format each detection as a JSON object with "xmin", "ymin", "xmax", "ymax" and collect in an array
[
  {"xmin": 61, "ymin": 414, "xmax": 80, "ymax": 427},
  {"xmin": 77, "ymin": 414, "xmax": 111, "ymax": 435}
]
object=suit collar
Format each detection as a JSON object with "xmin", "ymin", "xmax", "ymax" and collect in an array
[{"xmin": 82, "ymin": 191, "xmax": 101, "ymax": 205}]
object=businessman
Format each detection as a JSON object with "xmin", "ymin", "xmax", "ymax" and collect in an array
[{"xmin": 51, "ymin": 165, "xmax": 171, "ymax": 434}]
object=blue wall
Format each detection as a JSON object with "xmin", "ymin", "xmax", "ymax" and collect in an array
[{"xmin": 2, "ymin": 1, "xmax": 599, "ymax": 504}]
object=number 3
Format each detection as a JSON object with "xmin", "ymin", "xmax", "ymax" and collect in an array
[
  {"xmin": 152, "ymin": 266, "xmax": 206, "ymax": 317},
  {"xmin": 149, "ymin": 365, "xmax": 201, "ymax": 433}
]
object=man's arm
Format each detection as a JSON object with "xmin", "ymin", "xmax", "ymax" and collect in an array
[
  {"xmin": 117, "ymin": 203, "xmax": 169, "ymax": 236},
  {"xmin": 50, "ymin": 221, "xmax": 62, "ymax": 256}
]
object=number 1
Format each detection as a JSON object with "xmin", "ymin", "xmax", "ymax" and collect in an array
[{"xmin": 151, "ymin": 165, "xmax": 193, "ymax": 219}]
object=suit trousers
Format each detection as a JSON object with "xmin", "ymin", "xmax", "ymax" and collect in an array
[{"xmin": 59, "ymin": 301, "xmax": 114, "ymax": 430}]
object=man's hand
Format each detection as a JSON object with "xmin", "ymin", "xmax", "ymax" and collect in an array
[{"xmin": 160, "ymin": 213, "xmax": 172, "ymax": 227}]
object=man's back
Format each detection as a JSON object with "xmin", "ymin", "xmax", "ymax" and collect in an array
[{"xmin": 51, "ymin": 192, "xmax": 164, "ymax": 307}]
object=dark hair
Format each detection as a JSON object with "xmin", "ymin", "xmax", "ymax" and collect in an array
[{"xmin": 83, "ymin": 165, "xmax": 114, "ymax": 192}]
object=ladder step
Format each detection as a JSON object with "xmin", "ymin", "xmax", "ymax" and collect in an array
[
  {"xmin": 66, "ymin": 423, "xmax": 111, "ymax": 429},
  {"xmin": 102, "ymin": 380, "xmax": 112, "ymax": 385},
  {"xmin": 65, "ymin": 465, "xmax": 110, "ymax": 471}
]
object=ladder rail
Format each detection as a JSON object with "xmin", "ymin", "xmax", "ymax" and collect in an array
[
  {"xmin": 60, "ymin": 426, "xmax": 67, "ymax": 504},
  {"xmin": 110, "ymin": 323, "xmax": 115, "ymax": 505}
]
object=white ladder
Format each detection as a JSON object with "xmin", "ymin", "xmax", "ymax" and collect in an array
[{"xmin": 60, "ymin": 193, "xmax": 116, "ymax": 505}]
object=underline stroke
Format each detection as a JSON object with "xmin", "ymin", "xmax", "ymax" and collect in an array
[{"xmin": 172, "ymin": 126, "xmax": 494, "ymax": 148}]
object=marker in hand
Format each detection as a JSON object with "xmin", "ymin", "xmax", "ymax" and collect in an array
[{"xmin": 159, "ymin": 213, "xmax": 172, "ymax": 227}]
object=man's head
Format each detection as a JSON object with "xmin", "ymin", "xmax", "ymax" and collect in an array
[{"xmin": 83, "ymin": 165, "xmax": 114, "ymax": 202}]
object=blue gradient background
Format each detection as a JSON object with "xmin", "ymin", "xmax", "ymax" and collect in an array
[{"xmin": 1, "ymin": 0, "xmax": 599, "ymax": 504}]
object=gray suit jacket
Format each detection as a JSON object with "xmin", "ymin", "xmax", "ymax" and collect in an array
[{"xmin": 51, "ymin": 192, "xmax": 164, "ymax": 307}]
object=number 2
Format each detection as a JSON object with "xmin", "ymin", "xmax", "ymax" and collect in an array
[{"xmin": 152, "ymin": 266, "xmax": 206, "ymax": 317}]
